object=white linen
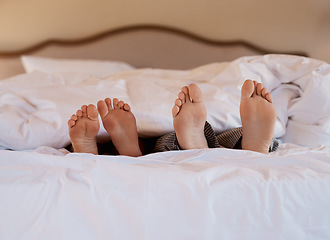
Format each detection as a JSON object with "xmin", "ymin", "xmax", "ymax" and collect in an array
[
  {"xmin": 1, "ymin": 54, "xmax": 330, "ymax": 150},
  {"xmin": 21, "ymin": 55, "xmax": 135, "ymax": 77},
  {"xmin": 1, "ymin": 145, "xmax": 330, "ymax": 240}
]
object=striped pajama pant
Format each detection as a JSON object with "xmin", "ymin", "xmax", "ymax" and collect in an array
[{"xmin": 154, "ymin": 121, "xmax": 279, "ymax": 152}]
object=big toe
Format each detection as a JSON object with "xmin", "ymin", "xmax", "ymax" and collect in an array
[
  {"xmin": 188, "ymin": 84, "xmax": 203, "ymax": 103},
  {"xmin": 241, "ymin": 80, "xmax": 255, "ymax": 99},
  {"xmin": 87, "ymin": 104, "xmax": 98, "ymax": 120},
  {"xmin": 97, "ymin": 100, "xmax": 109, "ymax": 119}
]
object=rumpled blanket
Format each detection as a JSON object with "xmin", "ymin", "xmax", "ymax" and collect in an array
[{"xmin": 0, "ymin": 54, "xmax": 329, "ymax": 150}]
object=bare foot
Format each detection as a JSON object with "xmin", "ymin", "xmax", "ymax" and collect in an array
[
  {"xmin": 172, "ymin": 84, "xmax": 208, "ymax": 150},
  {"xmin": 97, "ymin": 98, "xmax": 142, "ymax": 157},
  {"xmin": 240, "ymin": 80, "xmax": 277, "ymax": 154},
  {"xmin": 68, "ymin": 104, "xmax": 100, "ymax": 154}
]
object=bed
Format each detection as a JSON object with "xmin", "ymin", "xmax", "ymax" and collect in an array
[{"xmin": 1, "ymin": 25, "xmax": 330, "ymax": 239}]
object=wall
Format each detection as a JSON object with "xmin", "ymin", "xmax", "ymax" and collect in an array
[{"xmin": 0, "ymin": 0, "xmax": 329, "ymax": 62}]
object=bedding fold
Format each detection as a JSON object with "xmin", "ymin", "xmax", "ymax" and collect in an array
[{"xmin": 0, "ymin": 54, "xmax": 330, "ymax": 150}]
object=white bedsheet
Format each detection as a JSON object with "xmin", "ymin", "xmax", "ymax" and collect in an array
[
  {"xmin": 1, "ymin": 54, "xmax": 330, "ymax": 150},
  {"xmin": 1, "ymin": 144, "xmax": 330, "ymax": 239},
  {"xmin": 1, "ymin": 54, "xmax": 330, "ymax": 239}
]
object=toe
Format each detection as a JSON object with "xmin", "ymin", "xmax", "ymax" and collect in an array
[
  {"xmin": 71, "ymin": 114, "xmax": 78, "ymax": 121},
  {"xmin": 172, "ymin": 105, "xmax": 180, "ymax": 117},
  {"xmin": 123, "ymin": 103, "xmax": 131, "ymax": 111},
  {"xmin": 253, "ymin": 81, "xmax": 258, "ymax": 95},
  {"xmin": 113, "ymin": 98, "xmax": 119, "ymax": 109},
  {"xmin": 97, "ymin": 100, "xmax": 109, "ymax": 119},
  {"xmin": 178, "ymin": 91, "xmax": 186, "ymax": 104},
  {"xmin": 188, "ymin": 84, "xmax": 203, "ymax": 103},
  {"xmin": 118, "ymin": 100, "xmax": 125, "ymax": 109},
  {"xmin": 265, "ymin": 92, "xmax": 273, "ymax": 103},
  {"xmin": 76, "ymin": 109, "xmax": 83, "ymax": 118},
  {"xmin": 256, "ymin": 83, "xmax": 263, "ymax": 96},
  {"xmin": 181, "ymin": 86, "xmax": 191, "ymax": 103},
  {"xmin": 175, "ymin": 98, "xmax": 183, "ymax": 107},
  {"xmin": 261, "ymin": 88, "xmax": 268, "ymax": 98},
  {"xmin": 241, "ymin": 80, "xmax": 255, "ymax": 99},
  {"xmin": 68, "ymin": 119, "xmax": 76, "ymax": 128},
  {"xmin": 87, "ymin": 104, "xmax": 98, "ymax": 120},
  {"xmin": 105, "ymin": 98, "xmax": 112, "ymax": 110},
  {"xmin": 81, "ymin": 105, "xmax": 88, "ymax": 117}
]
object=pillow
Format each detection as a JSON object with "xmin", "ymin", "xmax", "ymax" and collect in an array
[
  {"xmin": 0, "ymin": 58, "xmax": 26, "ymax": 80},
  {"xmin": 21, "ymin": 56, "xmax": 135, "ymax": 77}
]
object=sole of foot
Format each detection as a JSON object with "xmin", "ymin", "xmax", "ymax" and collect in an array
[
  {"xmin": 97, "ymin": 98, "xmax": 142, "ymax": 157},
  {"xmin": 172, "ymin": 84, "xmax": 208, "ymax": 150},
  {"xmin": 68, "ymin": 104, "xmax": 100, "ymax": 155},
  {"xmin": 240, "ymin": 80, "xmax": 276, "ymax": 154}
]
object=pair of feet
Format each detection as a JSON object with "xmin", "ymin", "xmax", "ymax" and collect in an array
[
  {"xmin": 173, "ymin": 80, "xmax": 276, "ymax": 154},
  {"xmin": 68, "ymin": 80, "xmax": 276, "ymax": 155},
  {"xmin": 68, "ymin": 98, "xmax": 142, "ymax": 156}
]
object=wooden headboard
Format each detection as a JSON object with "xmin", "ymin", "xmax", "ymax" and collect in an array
[{"xmin": 0, "ymin": 25, "xmax": 308, "ymax": 80}]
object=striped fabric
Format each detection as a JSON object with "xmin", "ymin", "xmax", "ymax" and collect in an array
[
  {"xmin": 154, "ymin": 122, "xmax": 220, "ymax": 152},
  {"xmin": 154, "ymin": 121, "xmax": 279, "ymax": 153}
]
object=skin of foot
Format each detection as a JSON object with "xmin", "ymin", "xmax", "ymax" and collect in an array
[
  {"xmin": 97, "ymin": 98, "xmax": 142, "ymax": 157},
  {"xmin": 240, "ymin": 80, "xmax": 277, "ymax": 154},
  {"xmin": 68, "ymin": 104, "xmax": 100, "ymax": 155},
  {"xmin": 172, "ymin": 83, "xmax": 208, "ymax": 150}
]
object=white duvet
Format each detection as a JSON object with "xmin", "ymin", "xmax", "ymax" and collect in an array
[
  {"xmin": 1, "ymin": 54, "xmax": 330, "ymax": 150},
  {"xmin": 1, "ymin": 145, "xmax": 330, "ymax": 239},
  {"xmin": 1, "ymin": 54, "xmax": 330, "ymax": 239}
]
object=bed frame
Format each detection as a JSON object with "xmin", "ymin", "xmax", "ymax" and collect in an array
[{"xmin": 0, "ymin": 25, "xmax": 308, "ymax": 80}]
